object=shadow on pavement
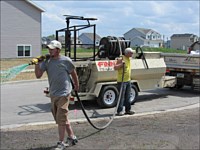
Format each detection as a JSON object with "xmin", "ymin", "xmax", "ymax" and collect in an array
[
  {"xmin": 27, "ymin": 147, "xmax": 54, "ymax": 150},
  {"xmin": 17, "ymin": 100, "xmax": 100, "ymax": 116},
  {"xmin": 137, "ymin": 86, "xmax": 200, "ymax": 103},
  {"xmin": 17, "ymin": 86, "xmax": 199, "ymax": 116},
  {"xmin": 18, "ymin": 103, "xmax": 51, "ymax": 116}
]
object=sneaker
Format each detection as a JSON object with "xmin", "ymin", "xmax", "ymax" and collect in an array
[
  {"xmin": 66, "ymin": 136, "xmax": 78, "ymax": 146},
  {"xmin": 55, "ymin": 141, "xmax": 67, "ymax": 150},
  {"xmin": 125, "ymin": 110, "xmax": 135, "ymax": 115},
  {"xmin": 116, "ymin": 111, "xmax": 124, "ymax": 116}
]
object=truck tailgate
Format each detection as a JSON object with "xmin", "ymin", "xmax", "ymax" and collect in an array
[{"xmin": 161, "ymin": 53, "xmax": 200, "ymax": 70}]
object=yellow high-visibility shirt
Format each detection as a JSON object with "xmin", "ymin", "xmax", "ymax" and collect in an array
[{"xmin": 117, "ymin": 55, "xmax": 131, "ymax": 82}]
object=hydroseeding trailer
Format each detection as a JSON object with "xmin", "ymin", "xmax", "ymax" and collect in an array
[{"xmin": 52, "ymin": 15, "xmax": 174, "ymax": 108}]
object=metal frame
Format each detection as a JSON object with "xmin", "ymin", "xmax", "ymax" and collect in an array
[{"xmin": 56, "ymin": 15, "xmax": 97, "ymax": 61}]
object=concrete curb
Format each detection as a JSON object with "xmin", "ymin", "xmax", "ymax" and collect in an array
[
  {"xmin": 1, "ymin": 102, "xmax": 199, "ymax": 130},
  {"xmin": 0, "ymin": 79, "xmax": 48, "ymax": 85}
]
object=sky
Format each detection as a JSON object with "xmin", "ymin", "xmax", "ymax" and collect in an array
[{"xmin": 33, "ymin": 0, "xmax": 200, "ymax": 40}]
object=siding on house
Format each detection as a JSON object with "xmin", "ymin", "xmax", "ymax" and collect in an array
[
  {"xmin": 0, "ymin": 0, "xmax": 44, "ymax": 58},
  {"xmin": 78, "ymin": 33, "xmax": 101, "ymax": 48},
  {"xmin": 131, "ymin": 36, "xmax": 144, "ymax": 47},
  {"xmin": 124, "ymin": 28, "xmax": 163, "ymax": 47},
  {"xmin": 170, "ymin": 34, "xmax": 199, "ymax": 50}
]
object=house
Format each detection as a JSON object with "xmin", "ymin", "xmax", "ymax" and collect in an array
[
  {"xmin": 124, "ymin": 28, "xmax": 163, "ymax": 48},
  {"xmin": 170, "ymin": 34, "xmax": 199, "ymax": 50},
  {"xmin": 78, "ymin": 33, "xmax": 101, "ymax": 48},
  {"xmin": 41, "ymin": 37, "xmax": 51, "ymax": 48},
  {"xmin": 55, "ymin": 35, "xmax": 82, "ymax": 48},
  {"xmin": 70, "ymin": 37, "xmax": 82, "ymax": 48},
  {"xmin": 0, "ymin": 0, "xmax": 44, "ymax": 59}
]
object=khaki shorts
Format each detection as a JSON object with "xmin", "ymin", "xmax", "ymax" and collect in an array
[{"xmin": 50, "ymin": 95, "xmax": 70, "ymax": 125}]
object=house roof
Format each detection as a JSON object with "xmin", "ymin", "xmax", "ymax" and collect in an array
[
  {"xmin": 136, "ymin": 28, "xmax": 152, "ymax": 34},
  {"xmin": 79, "ymin": 33, "xmax": 101, "ymax": 40},
  {"xmin": 25, "ymin": 0, "xmax": 45, "ymax": 12},
  {"xmin": 124, "ymin": 28, "xmax": 161, "ymax": 35},
  {"xmin": 171, "ymin": 33, "xmax": 197, "ymax": 38}
]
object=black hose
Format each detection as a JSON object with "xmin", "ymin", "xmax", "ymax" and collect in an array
[
  {"xmin": 70, "ymin": 63, "xmax": 125, "ymax": 130},
  {"xmin": 136, "ymin": 46, "xmax": 149, "ymax": 69}
]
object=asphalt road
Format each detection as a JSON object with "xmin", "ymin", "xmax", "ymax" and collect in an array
[
  {"xmin": 1, "ymin": 79, "xmax": 199, "ymax": 128},
  {"xmin": 1, "ymin": 105, "xmax": 199, "ymax": 150}
]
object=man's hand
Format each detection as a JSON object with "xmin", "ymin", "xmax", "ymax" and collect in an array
[
  {"xmin": 114, "ymin": 58, "xmax": 125, "ymax": 70},
  {"xmin": 73, "ymin": 83, "xmax": 79, "ymax": 92}
]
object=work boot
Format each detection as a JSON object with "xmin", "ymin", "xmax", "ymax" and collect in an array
[
  {"xmin": 66, "ymin": 136, "xmax": 78, "ymax": 146},
  {"xmin": 116, "ymin": 111, "xmax": 124, "ymax": 116},
  {"xmin": 125, "ymin": 110, "xmax": 135, "ymax": 115}
]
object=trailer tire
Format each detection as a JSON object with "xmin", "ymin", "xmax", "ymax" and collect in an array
[
  {"xmin": 97, "ymin": 85, "xmax": 119, "ymax": 108},
  {"xmin": 130, "ymin": 84, "xmax": 138, "ymax": 104}
]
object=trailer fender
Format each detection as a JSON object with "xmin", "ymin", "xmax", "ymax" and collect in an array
[
  {"xmin": 94, "ymin": 82, "xmax": 117, "ymax": 97},
  {"xmin": 130, "ymin": 80, "xmax": 140, "ymax": 92},
  {"xmin": 94, "ymin": 80, "xmax": 140, "ymax": 95}
]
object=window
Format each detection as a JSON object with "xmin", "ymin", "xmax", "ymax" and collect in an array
[
  {"xmin": 25, "ymin": 46, "xmax": 31, "ymax": 56},
  {"xmin": 17, "ymin": 45, "xmax": 31, "ymax": 57}
]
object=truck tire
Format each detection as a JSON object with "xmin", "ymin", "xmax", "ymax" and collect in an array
[
  {"xmin": 130, "ymin": 84, "xmax": 138, "ymax": 104},
  {"xmin": 176, "ymin": 84, "xmax": 184, "ymax": 89},
  {"xmin": 97, "ymin": 85, "xmax": 119, "ymax": 108}
]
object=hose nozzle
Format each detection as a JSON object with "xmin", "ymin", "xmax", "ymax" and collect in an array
[{"xmin": 29, "ymin": 54, "xmax": 50, "ymax": 65}]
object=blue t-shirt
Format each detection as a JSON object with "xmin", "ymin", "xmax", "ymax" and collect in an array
[{"xmin": 40, "ymin": 55, "xmax": 75, "ymax": 97}]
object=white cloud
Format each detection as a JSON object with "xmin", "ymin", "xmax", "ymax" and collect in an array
[
  {"xmin": 33, "ymin": 0, "xmax": 199, "ymax": 38},
  {"xmin": 43, "ymin": 13, "xmax": 65, "ymax": 24}
]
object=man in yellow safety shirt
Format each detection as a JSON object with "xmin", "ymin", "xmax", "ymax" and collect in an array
[{"xmin": 114, "ymin": 48, "xmax": 135, "ymax": 116}]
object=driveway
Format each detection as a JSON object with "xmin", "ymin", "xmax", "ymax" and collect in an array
[{"xmin": 1, "ymin": 80, "xmax": 199, "ymax": 128}]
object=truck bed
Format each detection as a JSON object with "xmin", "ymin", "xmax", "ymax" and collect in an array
[{"xmin": 161, "ymin": 53, "xmax": 200, "ymax": 70}]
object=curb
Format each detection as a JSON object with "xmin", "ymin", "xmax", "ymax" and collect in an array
[
  {"xmin": 0, "ymin": 79, "xmax": 48, "ymax": 85},
  {"xmin": 1, "ymin": 103, "xmax": 199, "ymax": 130}
]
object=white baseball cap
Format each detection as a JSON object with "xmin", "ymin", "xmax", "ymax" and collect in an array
[
  {"xmin": 47, "ymin": 40, "xmax": 62, "ymax": 49},
  {"xmin": 125, "ymin": 48, "xmax": 134, "ymax": 54}
]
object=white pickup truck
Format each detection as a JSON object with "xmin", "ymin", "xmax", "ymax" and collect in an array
[{"xmin": 161, "ymin": 52, "xmax": 200, "ymax": 91}]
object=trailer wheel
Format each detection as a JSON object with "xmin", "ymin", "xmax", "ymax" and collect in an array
[
  {"xmin": 130, "ymin": 84, "xmax": 138, "ymax": 104},
  {"xmin": 97, "ymin": 85, "xmax": 119, "ymax": 108}
]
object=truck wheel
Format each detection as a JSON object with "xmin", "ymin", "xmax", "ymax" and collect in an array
[
  {"xmin": 130, "ymin": 85, "xmax": 138, "ymax": 104},
  {"xmin": 97, "ymin": 85, "xmax": 119, "ymax": 108},
  {"xmin": 176, "ymin": 85, "xmax": 184, "ymax": 89}
]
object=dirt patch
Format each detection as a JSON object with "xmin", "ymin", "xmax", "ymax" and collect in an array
[{"xmin": 1, "ymin": 108, "xmax": 199, "ymax": 150}]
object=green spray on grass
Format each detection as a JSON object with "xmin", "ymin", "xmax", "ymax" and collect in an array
[{"xmin": 0, "ymin": 64, "xmax": 29, "ymax": 82}]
